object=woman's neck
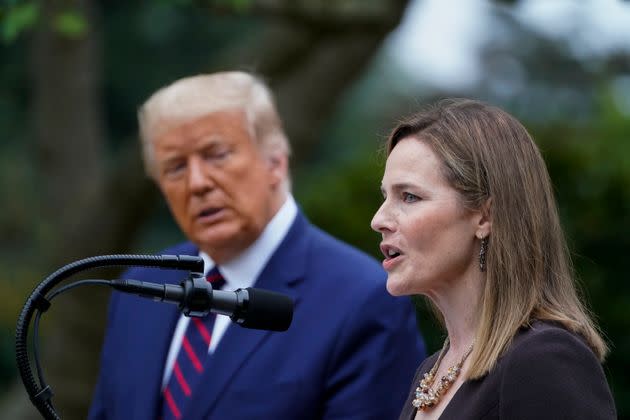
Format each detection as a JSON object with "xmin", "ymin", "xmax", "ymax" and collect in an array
[{"xmin": 426, "ymin": 270, "xmax": 481, "ymax": 355}]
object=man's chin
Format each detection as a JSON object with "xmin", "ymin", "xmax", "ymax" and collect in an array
[
  {"xmin": 192, "ymin": 223, "xmax": 236, "ymax": 244},
  {"xmin": 193, "ymin": 229, "xmax": 254, "ymax": 262}
]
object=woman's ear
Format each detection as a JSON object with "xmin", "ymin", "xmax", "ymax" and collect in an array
[{"xmin": 476, "ymin": 197, "xmax": 492, "ymax": 239}]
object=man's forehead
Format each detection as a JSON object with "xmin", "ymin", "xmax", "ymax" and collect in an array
[{"xmin": 150, "ymin": 109, "xmax": 249, "ymax": 141}]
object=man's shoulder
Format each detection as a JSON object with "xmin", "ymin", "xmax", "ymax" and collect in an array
[
  {"xmin": 297, "ymin": 222, "xmax": 398, "ymax": 309},
  {"xmin": 305, "ymin": 222, "xmax": 384, "ymax": 276},
  {"xmin": 158, "ymin": 241, "xmax": 198, "ymax": 256}
]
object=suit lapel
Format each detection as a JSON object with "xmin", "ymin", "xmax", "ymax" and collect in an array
[
  {"xmin": 185, "ymin": 212, "xmax": 310, "ymax": 419},
  {"xmin": 131, "ymin": 294, "xmax": 180, "ymax": 419}
]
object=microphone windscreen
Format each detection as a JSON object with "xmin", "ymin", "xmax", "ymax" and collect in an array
[{"xmin": 240, "ymin": 288, "xmax": 293, "ymax": 331}]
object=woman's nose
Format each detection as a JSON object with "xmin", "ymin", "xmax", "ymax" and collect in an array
[{"xmin": 371, "ymin": 202, "xmax": 393, "ymax": 233}]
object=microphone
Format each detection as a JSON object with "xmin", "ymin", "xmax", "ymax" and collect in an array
[{"xmin": 111, "ymin": 274, "xmax": 293, "ymax": 332}]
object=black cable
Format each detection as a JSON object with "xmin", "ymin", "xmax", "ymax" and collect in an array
[
  {"xmin": 33, "ymin": 310, "xmax": 46, "ymax": 387},
  {"xmin": 47, "ymin": 279, "xmax": 111, "ymax": 301},
  {"xmin": 31, "ymin": 280, "xmax": 113, "ymax": 397},
  {"xmin": 15, "ymin": 254, "xmax": 204, "ymax": 420}
]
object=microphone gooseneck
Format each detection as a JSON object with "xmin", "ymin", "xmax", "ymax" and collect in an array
[
  {"xmin": 15, "ymin": 254, "xmax": 294, "ymax": 420},
  {"xmin": 16, "ymin": 254, "xmax": 206, "ymax": 420}
]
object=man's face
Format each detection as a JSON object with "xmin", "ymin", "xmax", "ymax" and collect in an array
[{"xmin": 152, "ymin": 110, "xmax": 286, "ymax": 263}]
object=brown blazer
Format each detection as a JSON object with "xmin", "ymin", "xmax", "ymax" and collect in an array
[{"xmin": 398, "ymin": 321, "xmax": 616, "ymax": 420}]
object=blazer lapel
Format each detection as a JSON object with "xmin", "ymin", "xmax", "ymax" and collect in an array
[
  {"xmin": 185, "ymin": 212, "xmax": 310, "ymax": 419},
  {"xmin": 131, "ymin": 296, "xmax": 180, "ymax": 419}
]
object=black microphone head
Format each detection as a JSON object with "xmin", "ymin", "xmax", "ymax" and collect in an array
[{"xmin": 238, "ymin": 288, "xmax": 293, "ymax": 332}]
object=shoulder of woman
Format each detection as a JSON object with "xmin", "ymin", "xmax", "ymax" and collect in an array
[
  {"xmin": 503, "ymin": 320, "xmax": 604, "ymax": 382},
  {"xmin": 509, "ymin": 320, "xmax": 593, "ymax": 358},
  {"xmin": 496, "ymin": 321, "xmax": 616, "ymax": 419}
]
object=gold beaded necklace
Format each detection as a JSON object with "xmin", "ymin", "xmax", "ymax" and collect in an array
[{"xmin": 412, "ymin": 338, "xmax": 474, "ymax": 411}]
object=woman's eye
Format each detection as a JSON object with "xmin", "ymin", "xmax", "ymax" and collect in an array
[{"xmin": 402, "ymin": 192, "xmax": 419, "ymax": 203}]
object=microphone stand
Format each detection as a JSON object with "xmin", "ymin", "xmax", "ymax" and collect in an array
[{"xmin": 15, "ymin": 254, "xmax": 204, "ymax": 420}]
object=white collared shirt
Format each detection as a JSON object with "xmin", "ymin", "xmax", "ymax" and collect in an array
[{"xmin": 161, "ymin": 195, "xmax": 298, "ymax": 388}]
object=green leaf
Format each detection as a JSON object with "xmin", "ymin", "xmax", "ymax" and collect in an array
[
  {"xmin": 52, "ymin": 10, "xmax": 87, "ymax": 39},
  {"xmin": 1, "ymin": 2, "xmax": 39, "ymax": 43}
]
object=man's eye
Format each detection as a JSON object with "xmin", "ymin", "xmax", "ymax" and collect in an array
[
  {"xmin": 164, "ymin": 162, "xmax": 185, "ymax": 175},
  {"xmin": 203, "ymin": 148, "xmax": 231, "ymax": 161},
  {"xmin": 402, "ymin": 192, "xmax": 419, "ymax": 203}
]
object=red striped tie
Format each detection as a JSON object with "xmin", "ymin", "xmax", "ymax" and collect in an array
[{"xmin": 162, "ymin": 267, "xmax": 226, "ymax": 420}]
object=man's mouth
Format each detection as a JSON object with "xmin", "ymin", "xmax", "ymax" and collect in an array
[
  {"xmin": 198, "ymin": 208, "xmax": 221, "ymax": 218},
  {"xmin": 195, "ymin": 207, "xmax": 224, "ymax": 223}
]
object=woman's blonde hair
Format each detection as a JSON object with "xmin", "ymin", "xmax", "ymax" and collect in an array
[{"xmin": 387, "ymin": 98, "xmax": 607, "ymax": 379}]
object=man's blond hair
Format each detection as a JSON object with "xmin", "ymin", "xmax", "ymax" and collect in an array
[{"xmin": 138, "ymin": 71, "xmax": 291, "ymax": 179}]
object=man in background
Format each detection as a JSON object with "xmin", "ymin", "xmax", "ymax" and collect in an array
[{"xmin": 88, "ymin": 71, "xmax": 425, "ymax": 419}]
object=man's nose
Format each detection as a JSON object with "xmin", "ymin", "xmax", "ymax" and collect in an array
[{"xmin": 187, "ymin": 157, "xmax": 213, "ymax": 194}]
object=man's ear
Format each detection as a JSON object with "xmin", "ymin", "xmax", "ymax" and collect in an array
[
  {"xmin": 266, "ymin": 152, "xmax": 288, "ymax": 188},
  {"xmin": 475, "ymin": 197, "xmax": 492, "ymax": 239}
]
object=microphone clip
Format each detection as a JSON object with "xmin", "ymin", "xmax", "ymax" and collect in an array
[{"xmin": 180, "ymin": 274, "xmax": 214, "ymax": 317}]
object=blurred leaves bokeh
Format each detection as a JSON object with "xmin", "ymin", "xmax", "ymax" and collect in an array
[{"xmin": 1, "ymin": 0, "xmax": 629, "ymax": 418}]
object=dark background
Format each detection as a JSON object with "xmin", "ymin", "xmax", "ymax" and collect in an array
[{"xmin": 1, "ymin": 0, "xmax": 629, "ymax": 418}]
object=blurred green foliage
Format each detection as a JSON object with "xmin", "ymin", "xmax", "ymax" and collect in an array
[
  {"xmin": 536, "ymin": 90, "xmax": 630, "ymax": 409},
  {"xmin": 52, "ymin": 10, "xmax": 87, "ymax": 39},
  {"xmin": 0, "ymin": 1, "xmax": 89, "ymax": 42},
  {"xmin": 0, "ymin": 1, "xmax": 39, "ymax": 43}
]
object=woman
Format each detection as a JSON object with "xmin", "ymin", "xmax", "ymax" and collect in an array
[{"xmin": 371, "ymin": 99, "xmax": 616, "ymax": 420}]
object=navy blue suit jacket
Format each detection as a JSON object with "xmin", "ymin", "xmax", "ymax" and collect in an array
[{"xmin": 89, "ymin": 212, "xmax": 426, "ymax": 419}]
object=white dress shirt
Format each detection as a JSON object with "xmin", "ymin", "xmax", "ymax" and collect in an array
[{"xmin": 161, "ymin": 195, "xmax": 298, "ymax": 388}]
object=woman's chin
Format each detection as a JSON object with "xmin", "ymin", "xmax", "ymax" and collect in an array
[{"xmin": 386, "ymin": 277, "xmax": 409, "ymax": 297}]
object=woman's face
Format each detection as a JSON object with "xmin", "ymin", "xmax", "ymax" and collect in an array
[{"xmin": 371, "ymin": 137, "xmax": 482, "ymax": 296}]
